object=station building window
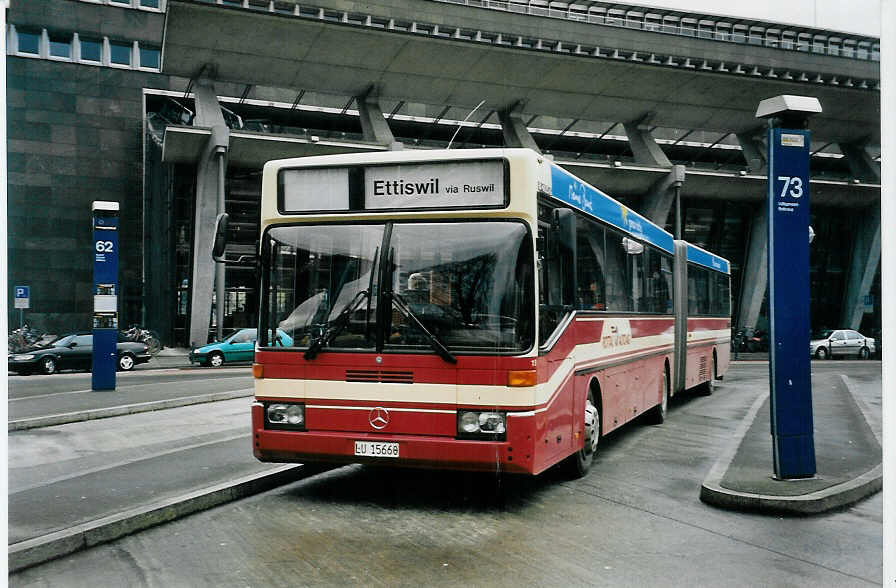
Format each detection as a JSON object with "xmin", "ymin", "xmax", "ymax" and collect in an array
[
  {"xmin": 140, "ymin": 46, "xmax": 161, "ymax": 69},
  {"xmin": 49, "ymin": 33, "xmax": 72, "ymax": 58},
  {"xmin": 110, "ymin": 40, "xmax": 132, "ymax": 65},
  {"xmin": 80, "ymin": 37, "xmax": 103, "ymax": 62},
  {"xmin": 16, "ymin": 29, "xmax": 41, "ymax": 54}
]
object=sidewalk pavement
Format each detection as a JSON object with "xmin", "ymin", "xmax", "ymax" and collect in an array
[
  {"xmin": 701, "ymin": 367, "xmax": 881, "ymax": 514},
  {"xmin": 7, "ymin": 398, "xmax": 309, "ymax": 572}
]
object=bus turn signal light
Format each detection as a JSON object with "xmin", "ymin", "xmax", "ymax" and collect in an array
[
  {"xmin": 507, "ymin": 370, "xmax": 536, "ymax": 387},
  {"xmin": 253, "ymin": 363, "xmax": 264, "ymax": 379}
]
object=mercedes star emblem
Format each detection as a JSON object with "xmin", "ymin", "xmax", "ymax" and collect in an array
[{"xmin": 368, "ymin": 407, "xmax": 390, "ymax": 430}]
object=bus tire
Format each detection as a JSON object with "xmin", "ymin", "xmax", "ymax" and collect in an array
[
  {"xmin": 645, "ymin": 366, "xmax": 669, "ymax": 425},
  {"xmin": 561, "ymin": 388, "xmax": 600, "ymax": 479}
]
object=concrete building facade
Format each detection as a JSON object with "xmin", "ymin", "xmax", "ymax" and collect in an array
[{"xmin": 6, "ymin": 0, "xmax": 881, "ymax": 347}]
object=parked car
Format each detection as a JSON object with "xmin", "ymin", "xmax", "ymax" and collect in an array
[
  {"xmin": 189, "ymin": 328, "xmax": 293, "ymax": 367},
  {"xmin": 809, "ymin": 329, "xmax": 876, "ymax": 360},
  {"xmin": 8, "ymin": 333, "xmax": 152, "ymax": 375}
]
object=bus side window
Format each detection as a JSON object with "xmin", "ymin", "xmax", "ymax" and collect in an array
[
  {"xmin": 604, "ymin": 227, "xmax": 633, "ymax": 311},
  {"xmin": 537, "ymin": 223, "xmax": 563, "ymax": 344},
  {"xmin": 575, "ymin": 216, "xmax": 606, "ymax": 310},
  {"xmin": 537, "ymin": 204, "xmax": 576, "ymax": 345},
  {"xmin": 644, "ymin": 248, "xmax": 672, "ymax": 313}
]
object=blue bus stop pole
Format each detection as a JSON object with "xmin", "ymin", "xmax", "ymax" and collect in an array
[
  {"xmin": 92, "ymin": 201, "xmax": 120, "ymax": 391},
  {"xmin": 757, "ymin": 95, "xmax": 821, "ymax": 479}
]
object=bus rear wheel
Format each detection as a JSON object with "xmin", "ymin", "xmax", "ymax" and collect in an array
[
  {"xmin": 561, "ymin": 389, "xmax": 599, "ymax": 479},
  {"xmin": 646, "ymin": 367, "xmax": 669, "ymax": 425}
]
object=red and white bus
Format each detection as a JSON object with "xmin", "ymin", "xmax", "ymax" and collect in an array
[{"xmin": 249, "ymin": 148, "xmax": 730, "ymax": 477}]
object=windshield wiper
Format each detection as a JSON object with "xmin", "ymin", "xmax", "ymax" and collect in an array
[
  {"xmin": 390, "ymin": 291, "xmax": 457, "ymax": 364},
  {"xmin": 304, "ymin": 289, "xmax": 369, "ymax": 360}
]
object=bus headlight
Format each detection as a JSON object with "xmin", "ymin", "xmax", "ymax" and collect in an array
[
  {"xmin": 457, "ymin": 411, "xmax": 506, "ymax": 440},
  {"xmin": 266, "ymin": 403, "xmax": 305, "ymax": 430}
]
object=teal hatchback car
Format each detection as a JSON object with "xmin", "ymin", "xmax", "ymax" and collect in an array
[{"xmin": 189, "ymin": 328, "xmax": 293, "ymax": 367}]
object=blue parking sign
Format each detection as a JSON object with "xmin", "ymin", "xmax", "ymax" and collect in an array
[{"xmin": 14, "ymin": 285, "xmax": 30, "ymax": 309}]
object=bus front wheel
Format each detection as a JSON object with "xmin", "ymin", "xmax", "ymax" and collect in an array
[{"xmin": 562, "ymin": 389, "xmax": 600, "ymax": 479}]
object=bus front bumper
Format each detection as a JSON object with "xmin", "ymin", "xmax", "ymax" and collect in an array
[{"xmin": 252, "ymin": 405, "xmax": 534, "ymax": 475}]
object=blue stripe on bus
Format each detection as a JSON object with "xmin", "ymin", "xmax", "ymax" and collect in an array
[
  {"xmin": 686, "ymin": 244, "xmax": 731, "ymax": 274},
  {"xmin": 549, "ymin": 164, "xmax": 675, "ymax": 254}
]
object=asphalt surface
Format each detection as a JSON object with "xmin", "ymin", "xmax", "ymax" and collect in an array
[
  {"xmin": 7, "ymin": 359, "xmax": 882, "ymax": 580},
  {"xmin": 8, "ymin": 364, "xmax": 252, "ymax": 430},
  {"xmin": 700, "ymin": 361, "xmax": 882, "ymax": 513}
]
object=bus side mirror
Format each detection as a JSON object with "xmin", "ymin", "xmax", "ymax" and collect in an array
[
  {"xmin": 621, "ymin": 237, "xmax": 644, "ymax": 255},
  {"xmin": 212, "ymin": 213, "xmax": 229, "ymax": 262}
]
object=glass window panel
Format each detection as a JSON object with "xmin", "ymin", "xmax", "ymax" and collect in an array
[
  {"xmin": 49, "ymin": 35, "xmax": 72, "ymax": 58},
  {"xmin": 604, "ymin": 228, "xmax": 633, "ymax": 311},
  {"xmin": 140, "ymin": 0, "xmax": 161, "ymax": 7},
  {"xmin": 645, "ymin": 248, "xmax": 673, "ymax": 314},
  {"xmin": 139, "ymin": 46, "xmax": 161, "ymax": 68},
  {"xmin": 80, "ymin": 38, "xmax": 102, "ymax": 62},
  {"xmin": 387, "ymin": 222, "xmax": 533, "ymax": 352},
  {"xmin": 575, "ymin": 216, "xmax": 606, "ymax": 311},
  {"xmin": 110, "ymin": 41, "xmax": 132, "ymax": 65},
  {"xmin": 17, "ymin": 30, "xmax": 41, "ymax": 54},
  {"xmin": 264, "ymin": 222, "xmax": 533, "ymax": 354},
  {"xmin": 630, "ymin": 245, "xmax": 646, "ymax": 312}
]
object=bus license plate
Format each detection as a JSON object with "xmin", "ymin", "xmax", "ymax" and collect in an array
[{"xmin": 354, "ymin": 441, "xmax": 399, "ymax": 458}]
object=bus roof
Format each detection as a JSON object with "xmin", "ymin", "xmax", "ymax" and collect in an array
[
  {"xmin": 685, "ymin": 242, "xmax": 731, "ymax": 274},
  {"xmin": 548, "ymin": 163, "xmax": 675, "ymax": 254},
  {"xmin": 263, "ymin": 148, "xmax": 730, "ymax": 271}
]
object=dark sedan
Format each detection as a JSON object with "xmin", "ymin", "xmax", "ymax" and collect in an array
[{"xmin": 8, "ymin": 333, "xmax": 152, "ymax": 375}]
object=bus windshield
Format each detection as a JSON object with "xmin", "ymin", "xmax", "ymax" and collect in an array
[{"xmin": 262, "ymin": 221, "xmax": 534, "ymax": 355}]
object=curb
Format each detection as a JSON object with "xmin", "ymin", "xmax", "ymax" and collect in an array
[
  {"xmin": 699, "ymin": 382, "xmax": 882, "ymax": 515},
  {"xmin": 8, "ymin": 389, "xmax": 254, "ymax": 431},
  {"xmin": 8, "ymin": 464, "xmax": 306, "ymax": 573},
  {"xmin": 701, "ymin": 465, "xmax": 882, "ymax": 515}
]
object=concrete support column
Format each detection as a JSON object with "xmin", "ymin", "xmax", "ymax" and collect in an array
[
  {"xmin": 840, "ymin": 206, "xmax": 881, "ymax": 329},
  {"xmin": 641, "ymin": 165, "xmax": 685, "ymax": 228},
  {"xmin": 498, "ymin": 105, "xmax": 541, "ymax": 153},
  {"xmin": 357, "ymin": 91, "xmax": 402, "ymax": 149},
  {"xmin": 737, "ymin": 204, "xmax": 768, "ymax": 331},
  {"xmin": 736, "ymin": 131, "xmax": 767, "ymax": 173},
  {"xmin": 622, "ymin": 120, "xmax": 670, "ymax": 167},
  {"xmin": 838, "ymin": 140, "xmax": 881, "ymax": 183},
  {"xmin": 188, "ymin": 76, "xmax": 230, "ymax": 347}
]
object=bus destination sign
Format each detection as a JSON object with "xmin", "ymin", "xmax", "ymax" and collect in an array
[
  {"xmin": 280, "ymin": 160, "xmax": 506, "ymax": 213},
  {"xmin": 364, "ymin": 160, "xmax": 505, "ymax": 209}
]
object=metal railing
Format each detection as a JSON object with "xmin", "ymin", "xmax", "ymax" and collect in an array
[{"xmin": 433, "ymin": 0, "xmax": 880, "ymax": 62}]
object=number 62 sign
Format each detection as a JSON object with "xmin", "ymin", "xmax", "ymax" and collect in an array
[{"xmin": 92, "ymin": 202, "xmax": 119, "ymax": 288}]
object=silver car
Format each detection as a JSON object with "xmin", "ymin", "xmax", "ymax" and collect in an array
[{"xmin": 810, "ymin": 329, "xmax": 876, "ymax": 360}]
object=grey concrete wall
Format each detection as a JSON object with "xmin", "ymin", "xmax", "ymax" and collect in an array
[
  {"xmin": 13, "ymin": 0, "xmax": 166, "ymax": 44},
  {"xmin": 7, "ymin": 57, "xmax": 169, "ymax": 334}
]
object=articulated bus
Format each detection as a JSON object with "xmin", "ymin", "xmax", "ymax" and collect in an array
[{"xmin": 250, "ymin": 148, "xmax": 730, "ymax": 477}]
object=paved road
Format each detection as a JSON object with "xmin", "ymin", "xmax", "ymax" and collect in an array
[
  {"xmin": 8, "ymin": 368, "xmax": 253, "ymax": 426},
  {"xmin": 9, "ymin": 362, "xmax": 881, "ymax": 587}
]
